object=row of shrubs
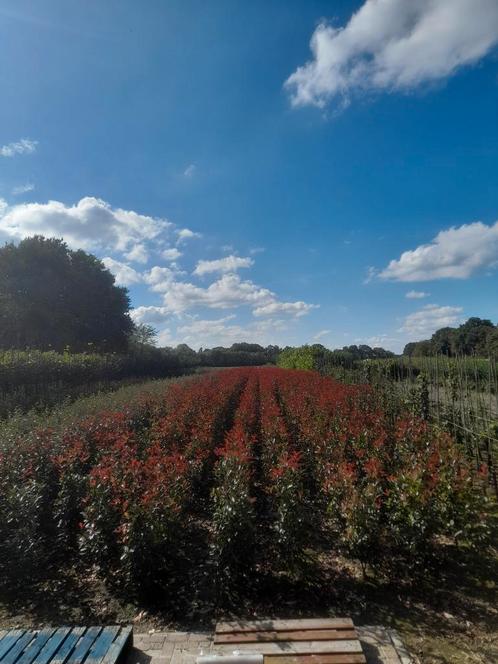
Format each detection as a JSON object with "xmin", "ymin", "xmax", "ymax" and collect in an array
[{"xmin": 0, "ymin": 368, "xmax": 489, "ymax": 602}]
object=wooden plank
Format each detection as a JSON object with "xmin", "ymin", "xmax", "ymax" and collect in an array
[
  {"xmin": 213, "ymin": 641, "xmax": 362, "ymax": 656},
  {"xmin": 16, "ymin": 630, "xmax": 55, "ymax": 664},
  {"xmin": 66, "ymin": 628, "xmax": 102, "ymax": 664},
  {"xmin": 0, "ymin": 631, "xmax": 26, "ymax": 661},
  {"xmin": 100, "ymin": 628, "xmax": 133, "ymax": 664},
  {"xmin": 85, "ymin": 628, "xmax": 119, "ymax": 664},
  {"xmin": 2, "ymin": 631, "xmax": 36, "ymax": 664},
  {"xmin": 216, "ymin": 621, "xmax": 354, "ymax": 634},
  {"xmin": 214, "ymin": 631, "xmax": 357, "ymax": 644},
  {"xmin": 32, "ymin": 629, "xmax": 71, "ymax": 664},
  {"xmin": 50, "ymin": 628, "xmax": 86, "ymax": 664},
  {"xmin": 264, "ymin": 656, "xmax": 366, "ymax": 664}
]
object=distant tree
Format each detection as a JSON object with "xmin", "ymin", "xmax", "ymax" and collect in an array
[
  {"xmin": 404, "ymin": 317, "xmax": 497, "ymax": 357},
  {"xmin": 129, "ymin": 323, "xmax": 158, "ymax": 348},
  {"xmin": 0, "ymin": 236, "xmax": 133, "ymax": 351},
  {"xmin": 431, "ymin": 327, "xmax": 454, "ymax": 356},
  {"xmin": 230, "ymin": 342, "xmax": 264, "ymax": 353},
  {"xmin": 453, "ymin": 317, "xmax": 494, "ymax": 356}
]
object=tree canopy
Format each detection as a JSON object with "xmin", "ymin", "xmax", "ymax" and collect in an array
[
  {"xmin": 403, "ymin": 317, "xmax": 498, "ymax": 357},
  {"xmin": 0, "ymin": 236, "xmax": 133, "ymax": 352}
]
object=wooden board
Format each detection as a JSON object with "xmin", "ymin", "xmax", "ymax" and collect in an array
[
  {"xmin": 264, "ymin": 657, "xmax": 365, "ymax": 664},
  {"xmin": 0, "ymin": 627, "xmax": 133, "ymax": 664},
  {"xmin": 214, "ymin": 631, "xmax": 357, "ymax": 644},
  {"xmin": 216, "ymin": 620, "xmax": 354, "ymax": 634},
  {"xmin": 213, "ymin": 641, "xmax": 363, "ymax": 655},
  {"xmin": 33, "ymin": 629, "xmax": 71, "ymax": 664}
]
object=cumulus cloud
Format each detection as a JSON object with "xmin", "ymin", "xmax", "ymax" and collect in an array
[
  {"xmin": 406, "ymin": 290, "xmax": 430, "ymax": 299},
  {"xmin": 177, "ymin": 228, "xmax": 201, "ymax": 243},
  {"xmin": 130, "ymin": 305, "xmax": 171, "ymax": 326},
  {"xmin": 399, "ymin": 304, "xmax": 463, "ymax": 337},
  {"xmin": 162, "ymin": 247, "xmax": 182, "ymax": 261},
  {"xmin": 102, "ymin": 257, "xmax": 143, "ymax": 286},
  {"xmin": 193, "ymin": 255, "xmax": 254, "ymax": 276},
  {"xmin": 1, "ymin": 138, "xmax": 38, "ymax": 157},
  {"xmin": 12, "ymin": 183, "xmax": 35, "ymax": 196},
  {"xmin": 286, "ymin": 0, "xmax": 498, "ymax": 108},
  {"xmin": 124, "ymin": 243, "xmax": 149, "ymax": 264},
  {"xmin": 143, "ymin": 266, "xmax": 178, "ymax": 292},
  {"xmin": 253, "ymin": 300, "xmax": 319, "ymax": 318},
  {"xmin": 0, "ymin": 196, "xmax": 172, "ymax": 255},
  {"xmin": 380, "ymin": 221, "xmax": 498, "ymax": 281},
  {"xmin": 156, "ymin": 272, "xmax": 318, "ymax": 320},
  {"xmin": 161, "ymin": 273, "xmax": 275, "ymax": 313}
]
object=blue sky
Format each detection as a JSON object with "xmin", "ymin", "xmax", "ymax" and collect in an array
[{"xmin": 1, "ymin": 0, "xmax": 498, "ymax": 352}]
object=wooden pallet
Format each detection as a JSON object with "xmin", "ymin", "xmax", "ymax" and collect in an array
[
  {"xmin": 0, "ymin": 627, "xmax": 132, "ymax": 664},
  {"xmin": 214, "ymin": 619, "xmax": 366, "ymax": 664}
]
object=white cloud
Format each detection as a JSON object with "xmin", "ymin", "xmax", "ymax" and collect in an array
[
  {"xmin": 0, "ymin": 196, "xmax": 172, "ymax": 255},
  {"xmin": 399, "ymin": 304, "xmax": 463, "ymax": 338},
  {"xmin": 162, "ymin": 247, "xmax": 182, "ymax": 261},
  {"xmin": 130, "ymin": 305, "xmax": 171, "ymax": 326},
  {"xmin": 12, "ymin": 183, "xmax": 35, "ymax": 196},
  {"xmin": 285, "ymin": 0, "xmax": 498, "ymax": 108},
  {"xmin": 406, "ymin": 290, "xmax": 430, "ymax": 299},
  {"xmin": 177, "ymin": 228, "xmax": 201, "ymax": 243},
  {"xmin": 249, "ymin": 246, "xmax": 265, "ymax": 255},
  {"xmin": 143, "ymin": 266, "xmax": 177, "ymax": 292},
  {"xmin": 1, "ymin": 138, "xmax": 37, "ymax": 157},
  {"xmin": 314, "ymin": 329, "xmax": 331, "ymax": 341},
  {"xmin": 193, "ymin": 255, "xmax": 254, "ymax": 276},
  {"xmin": 183, "ymin": 163, "xmax": 196, "ymax": 177},
  {"xmin": 124, "ymin": 243, "xmax": 149, "ymax": 263},
  {"xmin": 162, "ymin": 273, "xmax": 275, "ymax": 313},
  {"xmin": 102, "ymin": 257, "xmax": 143, "ymax": 287},
  {"xmin": 380, "ymin": 221, "xmax": 498, "ymax": 281},
  {"xmin": 253, "ymin": 300, "xmax": 319, "ymax": 318}
]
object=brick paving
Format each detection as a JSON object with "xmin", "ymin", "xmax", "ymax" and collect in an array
[{"xmin": 128, "ymin": 626, "xmax": 412, "ymax": 664}]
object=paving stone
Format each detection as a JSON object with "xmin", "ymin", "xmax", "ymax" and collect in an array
[
  {"xmin": 164, "ymin": 633, "xmax": 189, "ymax": 642},
  {"xmin": 129, "ymin": 625, "xmax": 412, "ymax": 664},
  {"xmin": 187, "ymin": 633, "xmax": 211, "ymax": 642},
  {"xmin": 151, "ymin": 658, "xmax": 173, "ymax": 664}
]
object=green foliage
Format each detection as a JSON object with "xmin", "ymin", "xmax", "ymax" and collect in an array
[
  {"xmin": 404, "ymin": 317, "xmax": 498, "ymax": 357},
  {"xmin": 0, "ymin": 236, "xmax": 133, "ymax": 352},
  {"xmin": 0, "ymin": 348, "xmax": 187, "ymax": 417}
]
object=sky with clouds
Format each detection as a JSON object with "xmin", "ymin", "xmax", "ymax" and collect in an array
[{"xmin": 1, "ymin": 0, "xmax": 498, "ymax": 352}]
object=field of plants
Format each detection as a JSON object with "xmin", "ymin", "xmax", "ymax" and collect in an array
[{"xmin": 0, "ymin": 367, "xmax": 488, "ymax": 598}]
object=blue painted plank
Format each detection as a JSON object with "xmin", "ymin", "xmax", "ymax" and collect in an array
[
  {"xmin": 100, "ymin": 628, "xmax": 133, "ymax": 664},
  {"xmin": 2, "ymin": 631, "xmax": 36, "ymax": 664},
  {"xmin": 50, "ymin": 628, "xmax": 86, "ymax": 664},
  {"xmin": 32, "ymin": 629, "xmax": 71, "ymax": 664},
  {"xmin": 0, "ymin": 631, "xmax": 26, "ymax": 661},
  {"xmin": 16, "ymin": 630, "xmax": 55, "ymax": 664},
  {"xmin": 66, "ymin": 628, "xmax": 102, "ymax": 664},
  {"xmin": 85, "ymin": 628, "xmax": 119, "ymax": 664}
]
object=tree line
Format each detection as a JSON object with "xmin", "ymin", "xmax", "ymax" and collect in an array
[{"xmin": 403, "ymin": 317, "xmax": 498, "ymax": 357}]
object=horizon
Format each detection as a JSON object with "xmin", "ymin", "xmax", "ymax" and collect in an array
[{"xmin": 1, "ymin": 0, "xmax": 498, "ymax": 353}]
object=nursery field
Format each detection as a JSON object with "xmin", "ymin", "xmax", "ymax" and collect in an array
[{"xmin": 0, "ymin": 367, "xmax": 496, "ymax": 663}]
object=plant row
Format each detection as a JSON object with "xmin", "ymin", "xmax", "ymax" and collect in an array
[{"xmin": 0, "ymin": 367, "xmax": 489, "ymax": 597}]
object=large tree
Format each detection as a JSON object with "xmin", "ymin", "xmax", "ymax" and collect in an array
[{"xmin": 0, "ymin": 236, "xmax": 133, "ymax": 351}]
